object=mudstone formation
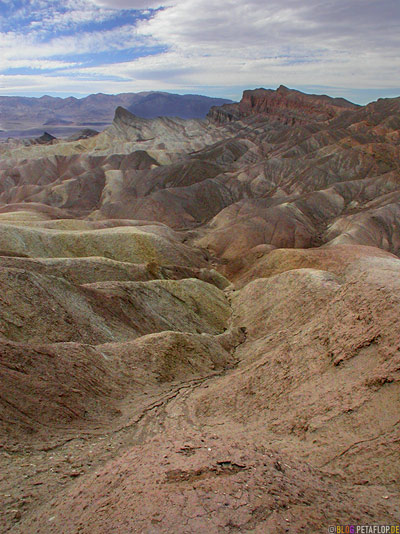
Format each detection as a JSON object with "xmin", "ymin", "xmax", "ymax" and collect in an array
[{"xmin": 0, "ymin": 85, "xmax": 399, "ymax": 533}]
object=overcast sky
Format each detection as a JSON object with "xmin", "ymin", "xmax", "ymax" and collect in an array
[{"xmin": 0, "ymin": 0, "xmax": 399, "ymax": 103}]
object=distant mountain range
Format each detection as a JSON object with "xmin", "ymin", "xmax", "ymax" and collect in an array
[{"xmin": 0, "ymin": 91, "xmax": 233, "ymax": 138}]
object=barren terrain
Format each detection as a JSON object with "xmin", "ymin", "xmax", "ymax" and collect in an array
[{"xmin": 0, "ymin": 86, "xmax": 399, "ymax": 533}]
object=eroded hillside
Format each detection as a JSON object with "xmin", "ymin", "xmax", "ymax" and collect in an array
[{"xmin": 0, "ymin": 87, "xmax": 399, "ymax": 533}]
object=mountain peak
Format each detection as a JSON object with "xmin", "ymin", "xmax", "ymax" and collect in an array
[
  {"xmin": 277, "ymin": 84, "xmax": 290, "ymax": 93},
  {"xmin": 114, "ymin": 106, "xmax": 137, "ymax": 121}
]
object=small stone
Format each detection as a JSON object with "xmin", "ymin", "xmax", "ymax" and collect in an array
[{"xmin": 11, "ymin": 509, "xmax": 22, "ymax": 521}]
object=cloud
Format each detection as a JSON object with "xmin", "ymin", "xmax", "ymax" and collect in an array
[
  {"xmin": 89, "ymin": 0, "xmax": 166, "ymax": 8},
  {"xmin": 0, "ymin": 0, "xmax": 399, "ymax": 102},
  {"xmin": 2, "ymin": 1, "xmax": 109, "ymax": 31},
  {"xmin": 0, "ymin": 72, "xmax": 177, "ymax": 95},
  {"xmin": 71, "ymin": 47, "xmax": 400, "ymax": 91},
  {"xmin": 0, "ymin": 59, "xmax": 78, "ymax": 71},
  {"xmin": 129, "ymin": 0, "xmax": 400, "ymax": 89},
  {"xmin": 0, "ymin": 25, "xmax": 148, "ymax": 63},
  {"xmin": 136, "ymin": 0, "xmax": 400, "ymax": 53}
]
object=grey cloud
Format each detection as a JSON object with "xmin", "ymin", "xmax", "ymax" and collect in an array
[
  {"xmin": 90, "ymin": 0, "xmax": 165, "ymax": 8},
  {"xmin": 129, "ymin": 0, "xmax": 400, "ymax": 94},
  {"xmin": 139, "ymin": 0, "xmax": 400, "ymax": 52}
]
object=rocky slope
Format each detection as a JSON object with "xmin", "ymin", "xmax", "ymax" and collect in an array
[
  {"xmin": 0, "ymin": 86, "xmax": 399, "ymax": 532},
  {"xmin": 208, "ymin": 85, "xmax": 358, "ymax": 124}
]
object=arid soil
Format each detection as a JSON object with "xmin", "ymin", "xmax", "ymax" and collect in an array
[{"xmin": 0, "ymin": 86, "xmax": 399, "ymax": 533}]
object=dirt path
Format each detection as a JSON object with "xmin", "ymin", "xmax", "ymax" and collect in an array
[{"xmin": 2, "ymin": 288, "xmax": 399, "ymax": 533}]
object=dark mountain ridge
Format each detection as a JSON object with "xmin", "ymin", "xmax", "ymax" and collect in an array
[{"xmin": 0, "ymin": 91, "xmax": 233, "ymax": 138}]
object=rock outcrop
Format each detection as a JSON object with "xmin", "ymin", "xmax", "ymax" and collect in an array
[{"xmin": 208, "ymin": 85, "xmax": 358, "ymax": 125}]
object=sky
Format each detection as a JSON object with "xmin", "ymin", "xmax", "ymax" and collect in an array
[{"xmin": 0, "ymin": 0, "xmax": 399, "ymax": 104}]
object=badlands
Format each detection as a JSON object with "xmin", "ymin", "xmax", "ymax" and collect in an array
[{"xmin": 0, "ymin": 86, "xmax": 399, "ymax": 533}]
